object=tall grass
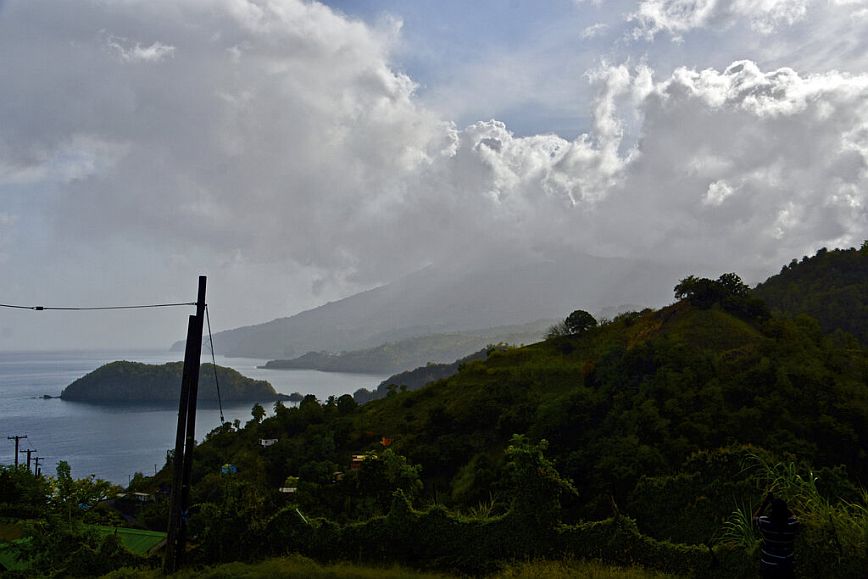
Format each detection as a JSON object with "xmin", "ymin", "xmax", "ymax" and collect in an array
[
  {"xmin": 752, "ymin": 454, "xmax": 866, "ymax": 555},
  {"xmin": 717, "ymin": 501, "xmax": 759, "ymax": 553},
  {"xmin": 493, "ymin": 559, "xmax": 677, "ymax": 578},
  {"xmin": 719, "ymin": 453, "xmax": 868, "ymax": 577},
  {"xmin": 464, "ymin": 493, "xmax": 499, "ymax": 520}
]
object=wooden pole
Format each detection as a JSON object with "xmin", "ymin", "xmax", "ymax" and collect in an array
[
  {"xmin": 7, "ymin": 435, "xmax": 27, "ymax": 468},
  {"xmin": 176, "ymin": 278, "xmax": 206, "ymax": 562},
  {"xmin": 20, "ymin": 448, "xmax": 35, "ymax": 471},
  {"xmin": 164, "ymin": 276, "xmax": 206, "ymax": 574}
]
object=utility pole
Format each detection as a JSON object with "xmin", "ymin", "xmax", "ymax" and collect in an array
[
  {"xmin": 7, "ymin": 435, "xmax": 27, "ymax": 468},
  {"xmin": 164, "ymin": 275, "xmax": 206, "ymax": 574},
  {"xmin": 19, "ymin": 448, "xmax": 35, "ymax": 471},
  {"xmin": 33, "ymin": 456, "xmax": 43, "ymax": 477}
]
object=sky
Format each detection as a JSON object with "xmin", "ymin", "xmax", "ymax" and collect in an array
[{"xmin": 0, "ymin": 0, "xmax": 867, "ymax": 350}]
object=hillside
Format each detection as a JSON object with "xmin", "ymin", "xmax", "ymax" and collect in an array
[
  {"xmin": 70, "ymin": 272, "xmax": 868, "ymax": 577},
  {"xmin": 261, "ymin": 320, "xmax": 551, "ymax": 375},
  {"xmin": 177, "ymin": 252, "xmax": 687, "ymax": 358},
  {"xmin": 754, "ymin": 242, "xmax": 868, "ymax": 342},
  {"xmin": 186, "ymin": 275, "xmax": 867, "ymax": 528},
  {"xmin": 60, "ymin": 361, "xmax": 284, "ymax": 403},
  {"xmin": 359, "ymin": 303, "xmax": 866, "ymax": 506}
]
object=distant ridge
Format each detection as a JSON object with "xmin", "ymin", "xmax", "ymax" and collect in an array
[
  {"xmin": 261, "ymin": 319, "xmax": 553, "ymax": 375},
  {"xmin": 176, "ymin": 253, "xmax": 690, "ymax": 359}
]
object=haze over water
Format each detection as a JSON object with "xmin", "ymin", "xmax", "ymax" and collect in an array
[{"xmin": 0, "ymin": 350, "xmax": 386, "ymax": 484}]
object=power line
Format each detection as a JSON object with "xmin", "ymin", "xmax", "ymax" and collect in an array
[
  {"xmin": 0, "ymin": 301, "xmax": 196, "ymax": 311},
  {"xmin": 205, "ymin": 305, "xmax": 225, "ymax": 425}
]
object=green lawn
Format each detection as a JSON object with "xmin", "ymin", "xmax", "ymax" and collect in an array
[{"xmin": 94, "ymin": 526, "xmax": 166, "ymax": 556}]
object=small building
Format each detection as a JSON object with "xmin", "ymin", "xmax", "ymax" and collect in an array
[
  {"xmin": 351, "ymin": 453, "xmax": 376, "ymax": 470},
  {"xmin": 260, "ymin": 438, "xmax": 279, "ymax": 447},
  {"xmin": 115, "ymin": 492, "xmax": 154, "ymax": 503}
]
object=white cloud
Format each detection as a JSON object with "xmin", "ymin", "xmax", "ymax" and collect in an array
[
  {"xmin": 103, "ymin": 33, "xmax": 175, "ymax": 63},
  {"xmin": 631, "ymin": 0, "xmax": 810, "ymax": 39},
  {"xmin": 601, "ymin": 60, "xmax": 868, "ymax": 268},
  {"xmin": 704, "ymin": 180, "xmax": 736, "ymax": 205},
  {"xmin": 0, "ymin": 0, "xmax": 865, "ymax": 324},
  {"xmin": 0, "ymin": 135, "xmax": 127, "ymax": 186},
  {"xmin": 582, "ymin": 23, "xmax": 610, "ymax": 38}
]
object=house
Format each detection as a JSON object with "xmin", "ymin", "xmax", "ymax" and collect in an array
[
  {"xmin": 351, "ymin": 453, "xmax": 378, "ymax": 470},
  {"xmin": 115, "ymin": 492, "xmax": 154, "ymax": 503},
  {"xmin": 260, "ymin": 438, "xmax": 278, "ymax": 447}
]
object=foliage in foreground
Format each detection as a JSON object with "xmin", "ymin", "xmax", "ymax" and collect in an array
[{"xmin": 719, "ymin": 454, "xmax": 868, "ymax": 578}]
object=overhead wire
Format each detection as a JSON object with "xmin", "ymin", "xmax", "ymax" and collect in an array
[
  {"xmin": 2, "ymin": 295, "xmax": 226, "ymax": 426},
  {"xmin": 0, "ymin": 302, "xmax": 196, "ymax": 311},
  {"xmin": 205, "ymin": 305, "xmax": 225, "ymax": 425}
]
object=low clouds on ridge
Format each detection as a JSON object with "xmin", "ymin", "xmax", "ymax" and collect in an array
[{"xmin": 1, "ymin": 0, "xmax": 866, "ymax": 295}]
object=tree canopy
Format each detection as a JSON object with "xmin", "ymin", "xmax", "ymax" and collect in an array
[{"xmin": 674, "ymin": 273, "xmax": 769, "ymax": 320}]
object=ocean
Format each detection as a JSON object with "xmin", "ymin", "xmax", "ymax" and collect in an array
[{"xmin": 0, "ymin": 350, "xmax": 386, "ymax": 484}]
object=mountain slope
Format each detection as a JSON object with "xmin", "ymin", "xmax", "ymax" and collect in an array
[
  {"xmin": 754, "ymin": 242, "xmax": 868, "ymax": 342},
  {"xmin": 186, "ymin": 288, "xmax": 866, "ymax": 522},
  {"xmin": 261, "ymin": 319, "xmax": 552, "ymax": 374},
  {"xmin": 181, "ymin": 253, "xmax": 688, "ymax": 358}
]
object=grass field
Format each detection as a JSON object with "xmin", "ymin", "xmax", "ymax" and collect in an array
[
  {"xmin": 94, "ymin": 526, "xmax": 166, "ymax": 556},
  {"xmin": 104, "ymin": 555, "xmax": 676, "ymax": 578}
]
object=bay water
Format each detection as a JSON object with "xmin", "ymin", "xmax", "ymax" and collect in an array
[{"xmin": 0, "ymin": 351, "xmax": 386, "ymax": 484}]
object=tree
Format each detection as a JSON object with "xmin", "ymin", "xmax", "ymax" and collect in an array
[
  {"xmin": 251, "ymin": 403, "xmax": 266, "ymax": 423},
  {"xmin": 547, "ymin": 310, "xmax": 597, "ymax": 339},
  {"xmin": 0, "ymin": 464, "xmax": 50, "ymax": 517},
  {"xmin": 564, "ymin": 309, "xmax": 597, "ymax": 334},
  {"xmin": 345, "ymin": 449, "xmax": 423, "ymax": 519},
  {"xmin": 49, "ymin": 461, "xmax": 115, "ymax": 522},
  {"xmin": 674, "ymin": 273, "xmax": 769, "ymax": 320},
  {"xmin": 505, "ymin": 435, "xmax": 576, "ymax": 531},
  {"xmin": 717, "ymin": 272, "xmax": 750, "ymax": 297},
  {"xmin": 545, "ymin": 321, "xmax": 570, "ymax": 340},
  {"xmin": 336, "ymin": 393, "xmax": 357, "ymax": 415}
]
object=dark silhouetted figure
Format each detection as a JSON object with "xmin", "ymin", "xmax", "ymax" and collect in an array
[{"xmin": 754, "ymin": 493, "xmax": 799, "ymax": 578}]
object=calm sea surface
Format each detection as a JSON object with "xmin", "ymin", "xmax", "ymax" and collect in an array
[{"xmin": 0, "ymin": 350, "xmax": 386, "ymax": 484}]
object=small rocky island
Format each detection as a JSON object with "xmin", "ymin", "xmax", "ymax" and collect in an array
[{"xmin": 60, "ymin": 361, "xmax": 287, "ymax": 403}]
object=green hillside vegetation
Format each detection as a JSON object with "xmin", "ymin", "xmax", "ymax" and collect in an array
[
  {"xmin": 6, "ymin": 270, "xmax": 867, "ymax": 577},
  {"xmin": 118, "ymin": 272, "xmax": 863, "ymax": 576},
  {"xmin": 754, "ymin": 241, "xmax": 868, "ymax": 342},
  {"xmin": 262, "ymin": 320, "xmax": 552, "ymax": 375},
  {"xmin": 60, "ymin": 361, "xmax": 283, "ymax": 403}
]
